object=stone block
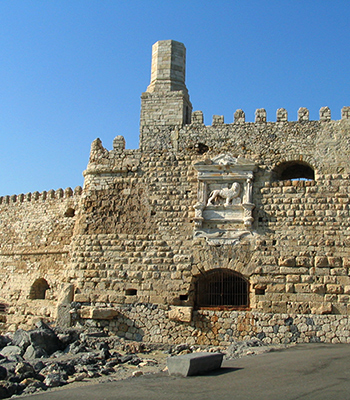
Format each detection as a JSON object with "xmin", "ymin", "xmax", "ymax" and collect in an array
[
  {"xmin": 268, "ymin": 284, "xmax": 285, "ymax": 293},
  {"xmin": 167, "ymin": 352, "xmax": 223, "ymax": 377},
  {"xmin": 279, "ymin": 257, "xmax": 296, "ymax": 267},
  {"xmin": 311, "ymin": 284, "xmax": 326, "ymax": 294},
  {"xmin": 286, "ymin": 274, "xmax": 300, "ymax": 283},
  {"xmin": 296, "ymin": 257, "xmax": 313, "ymax": 267},
  {"xmin": 57, "ymin": 284, "xmax": 74, "ymax": 304},
  {"xmin": 276, "ymin": 108, "xmax": 288, "ymax": 122},
  {"xmin": 74, "ymin": 293, "xmax": 90, "ymax": 303},
  {"xmin": 294, "ymin": 283, "xmax": 312, "ymax": 293},
  {"xmin": 315, "ymin": 256, "xmax": 329, "ymax": 267},
  {"xmin": 319, "ymin": 106, "xmax": 331, "ymax": 122},
  {"xmin": 298, "ymin": 107, "xmax": 309, "ymax": 122},
  {"xmin": 326, "ymin": 284, "xmax": 343, "ymax": 294},
  {"xmin": 212, "ymin": 115, "xmax": 224, "ymax": 125},
  {"xmin": 192, "ymin": 111, "xmax": 204, "ymax": 124},
  {"xmin": 286, "ymin": 283, "xmax": 294, "ymax": 293},
  {"xmin": 168, "ymin": 306, "xmax": 192, "ymax": 322},
  {"xmin": 79, "ymin": 307, "xmax": 118, "ymax": 320},
  {"xmin": 234, "ymin": 109, "xmax": 245, "ymax": 123},
  {"xmin": 56, "ymin": 304, "xmax": 72, "ymax": 328},
  {"xmin": 328, "ymin": 257, "xmax": 342, "ymax": 267},
  {"xmin": 255, "ymin": 108, "xmax": 266, "ymax": 123},
  {"xmin": 341, "ymin": 106, "xmax": 350, "ymax": 119}
]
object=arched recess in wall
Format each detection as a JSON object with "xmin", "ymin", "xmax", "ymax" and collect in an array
[
  {"xmin": 272, "ymin": 160, "xmax": 315, "ymax": 181},
  {"xmin": 195, "ymin": 268, "xmax": 249, "ymax": 310},
  {"xmin": 64, "ymin": 207, "xmax": 75, "ymax": 217},
  {"xmin": 29, "ymin": 278, "xmax": 50, "ymax": 300}
]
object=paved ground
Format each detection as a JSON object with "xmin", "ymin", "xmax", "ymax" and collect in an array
[{"xmin": 19, "ymin": 343, "xmax": 350, "ymax": 400}]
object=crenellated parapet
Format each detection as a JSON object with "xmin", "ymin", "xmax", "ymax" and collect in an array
[
  {"xmin": 190, "ymin": 106, "xmax": 350, "ymax": 127},
  {"xmin": 83, "ymin": 136, "xmax": 140, "ymax": 184},
  {"xmin": 0, "ymin": 186, "xmax": 82, "ymax": 205}
]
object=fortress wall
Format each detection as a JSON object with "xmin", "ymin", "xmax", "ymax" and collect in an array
[
  {"xmin": 2, "ymin": 40, "xmax": 350, "ymax": 344},
  {"xmin": 0, "ymin": 188, "xmax": 81, "ymax": 330},
  {"xmin": 142, "ymin": 117, "xmax": 350, "ymax": 175},
  {"xmin": 63, "ymin": 126, "xmax": 350, "ymax": 343},
  {"xmin": 69, "ymin": 149, "xmax": 196, "ymax": 307},
  {"xmin": 254, "ymin": 175, "xmax": 350, "ymax": 316}
]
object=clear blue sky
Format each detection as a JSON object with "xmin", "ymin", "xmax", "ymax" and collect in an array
[{"xmin": 1, "ymin": 0, "xmax": 349, "ymax": 196}]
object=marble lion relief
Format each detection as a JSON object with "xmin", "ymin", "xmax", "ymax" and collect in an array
[{"xmin": 193, "ymin": 154, "xmax": 257, "ymax": 245}]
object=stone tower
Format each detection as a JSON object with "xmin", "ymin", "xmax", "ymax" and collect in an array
[{"xmin": 140, "ymin": 40, "xmax": 192, "ymax": 150}]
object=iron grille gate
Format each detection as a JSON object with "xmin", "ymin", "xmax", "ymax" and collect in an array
[{"xmin": 196, "ymin": 269, "xmax": 249, "ymax": 308}]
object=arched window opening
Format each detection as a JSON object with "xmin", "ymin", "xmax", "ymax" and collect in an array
[
  {"xmin": 195, "ymin": 269, "xmax": 249, "ymax": 309},
  {"xmin": 273, "ymin": 161, "xmax": 315, "ymax": 181},
  {"xmin": 29, "ymin": 278, "xmax": 50, "ymax": 300}
]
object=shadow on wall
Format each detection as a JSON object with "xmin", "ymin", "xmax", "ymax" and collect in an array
[
  {"xmin": 272, "ymin": 160, "xmax": 315, "ymax": 181},
  {"xmin": 29, "ymin": 278, "xmax": 50, "ymax": 300}
]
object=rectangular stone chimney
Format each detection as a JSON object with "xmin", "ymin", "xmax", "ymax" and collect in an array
[{"xmin": 140, "ymin": 40, "xmax": 192, "ymax": 134}]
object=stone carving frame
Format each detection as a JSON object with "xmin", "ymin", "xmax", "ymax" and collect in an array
[{"xmin": 193, "ymin": 154, "xmax": 256, "ymax": 245}]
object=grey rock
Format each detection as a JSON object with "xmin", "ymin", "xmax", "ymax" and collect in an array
[
  {"xmin": 29, "ymin": 328, "xmax": 61, "ymax": 355},
  {"xmin": 0, "ymin": 366, "xmax": 7, "ymax": 380},
  {"xmin": 43, "ymin": 372, "xmax": 67, "ymax": 388},
  {"xmin": 22, "ymin": 381, "xmax": 47, "ymax": 394},
  {"xmin": 32, "ymin": 360, "xmax": 46, "ymax": 373},
  {"xmin": 15, "ymin": 362, "xmax": 35, "ymax": 375},
  {"xmin": 119, "ymin": 355, "xmax": 133, "ymax": 364},
  {"xmin": 0, "ymin": 346, "xmax": 22, "ymax": 358},
  {"xmin": 6, "ymin": 354, "xmax": 23, "ymax": 363},
  {"xmin": 23, "ymin": 345, "xmax": 48, "ymax": 360},
  {"xmin": 171, "ymin": 344, "xmax": 190, "ymax": 354},
  {"xmin": 0, "ymin": 381, "xmax": 20, "ymax": 398},
  {"xmin": 64, "ymin": 340, "xmax": 87, "ymax": 355},
  {"xmin": 0, "ymin": 337, "xmax": 10, "ymax": 350},
  {"xmin": 167, "ymin": 352, "xmax": 223, "ymax": 377},
  {"xmin": 12, "ymin": 330, "xmax": 30, "ymax": 351}
]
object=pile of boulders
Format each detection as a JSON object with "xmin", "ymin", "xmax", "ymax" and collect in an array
[
  {"xmin": 0, "ymin": 322, "xmax": 163, "ymax": 398},
  {"xmin": 0, "ymin": 323, "xmax": 292, "ymax": 399}
]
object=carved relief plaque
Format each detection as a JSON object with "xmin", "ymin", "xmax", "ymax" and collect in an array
[{"xmin": 193, "ymin": 154, "xmax": 256, "ymax": 245}]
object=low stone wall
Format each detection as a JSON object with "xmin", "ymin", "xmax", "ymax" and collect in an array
[{"xmin": 76, "ymin": 305, "xmax": 350, "ymax": 346}]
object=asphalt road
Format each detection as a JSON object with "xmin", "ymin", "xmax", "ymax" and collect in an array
[{"xmin": 20, "ymin": 343, "xmax": 350, "ymax": 400}]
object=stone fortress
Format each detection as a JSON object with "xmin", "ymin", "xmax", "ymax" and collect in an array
[{"xmin": 1, "ymin": 40, "xmax": 350, "ymax": 345}]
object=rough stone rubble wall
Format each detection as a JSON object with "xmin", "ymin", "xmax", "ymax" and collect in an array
[
  {"xmin": 76, "ymin": 305, "xmax": 350, "ymax": 346},
  {"xmin": 0, "ymin": 188, "xmax": 81, "ymax": 330}
]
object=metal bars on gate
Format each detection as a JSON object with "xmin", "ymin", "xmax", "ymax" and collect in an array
[{"xmin": 196, "ymin": 269, "xmax": 249, "ymax": 309}]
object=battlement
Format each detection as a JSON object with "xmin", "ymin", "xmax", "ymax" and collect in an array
[
  {"xmin": 191, "ymin": 106, "xmax": 350, "ymax": 125},
  {"xmin": 0, "ymin": 186, "xmax": 82, "ymax": 205},
  {"xmin": 139, "ymin": 41, "xmax": 350, "ymax": 154}
]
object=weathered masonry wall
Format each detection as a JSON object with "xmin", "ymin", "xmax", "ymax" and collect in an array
[
  {"xmin": 76, "ymin": 306, "xmax": 350, "ymax": 345},
  {"xmin": 1, "ymin": 39, "xmax": 350, "ymax": 346},
  {"xmin": 142, "ymin": 114, "xmax": 350, "ymax": 176},
  {"xmin": 69, "ymin": 131, "xmax": 350, "ymax": 327},
  {"xmin": 0, "ymin": 188, "xmax": 81, "ymax": 330}
]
